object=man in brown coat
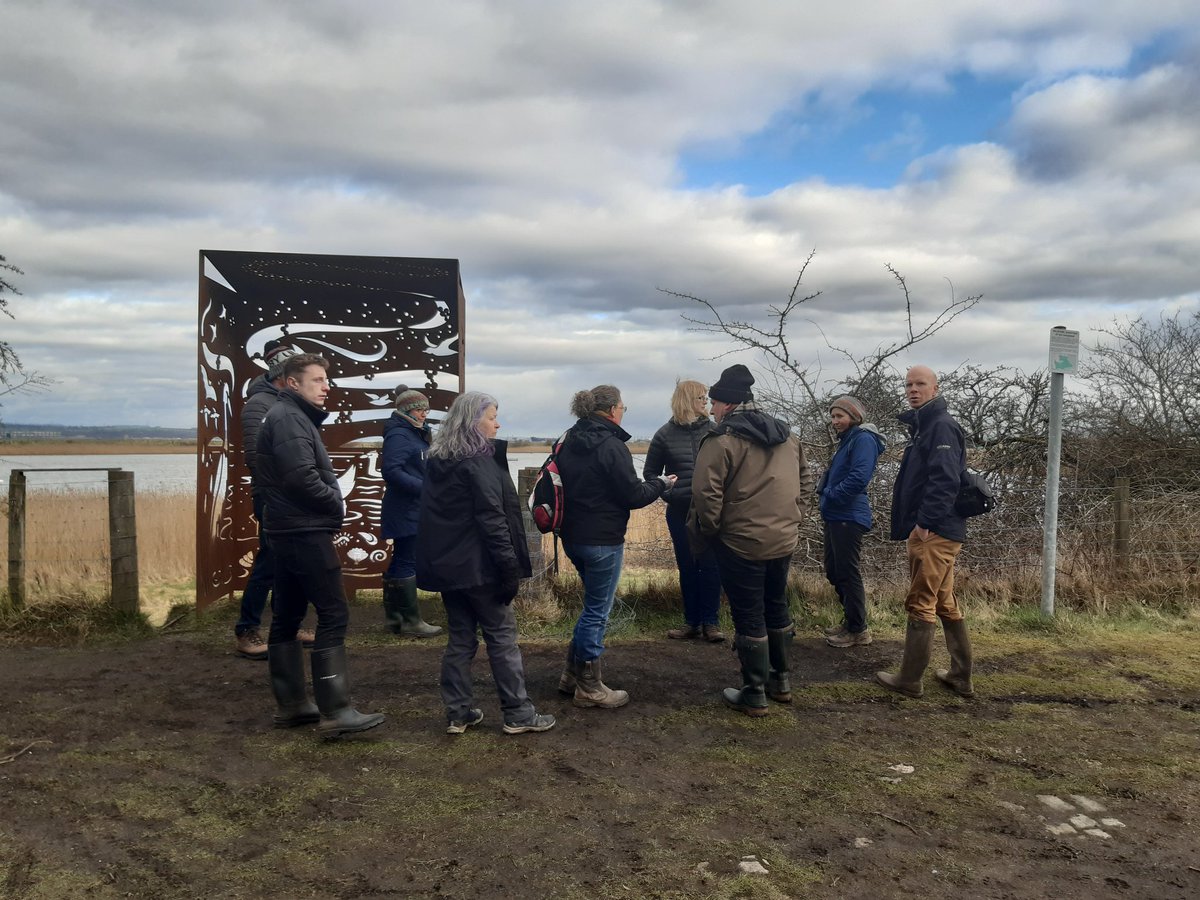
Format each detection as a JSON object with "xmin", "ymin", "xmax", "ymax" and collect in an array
[{"xmin": 689, "ymin": 364, "xmax": 814, "ymax": 716}]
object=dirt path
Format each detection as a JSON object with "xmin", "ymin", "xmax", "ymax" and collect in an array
[{"xmin": 2, "ymin": 610, "xmax": 1198, "ymax": 898}]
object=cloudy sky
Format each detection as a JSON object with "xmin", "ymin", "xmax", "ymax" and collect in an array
[{"xmin": 2, "ymin": 1, "xmax": 1198, "ymax": 438}]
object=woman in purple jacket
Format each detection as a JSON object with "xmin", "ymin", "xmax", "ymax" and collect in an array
[{"xmin": 818, "ymin": 396, "xmax": 885, "ymax": 648}]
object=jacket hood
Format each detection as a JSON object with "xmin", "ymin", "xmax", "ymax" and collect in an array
[
  {"xmin": 716, "ymin": 409, "xmax": 791, "ymax": 447},
  {"xmin": 840, "ymin": 422, "xmax": 886, "ymax": 452},
  {"xmin": 565, "ymin": 414, "xmax": 630, "ymax": 453},
  {"xmin": 247, "ymin": 374, "xmax": 279, "ymax": 398}
]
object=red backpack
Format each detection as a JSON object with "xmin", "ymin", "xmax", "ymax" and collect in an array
[{"xmin": 528, "ymin": 431, "xmax": 568, "ymax": 534}]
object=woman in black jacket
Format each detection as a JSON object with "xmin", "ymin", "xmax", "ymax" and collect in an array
[
  {"xmin": 643, "ymin": 379, "xmax": 723, "ymax": 642},
  {"xmin": 415, "ymin": 391, "xmax": 555, "ymax": 736},
  {"xmin": 556, "ymin": 385, "xmax": 675, "ymax": 709}
]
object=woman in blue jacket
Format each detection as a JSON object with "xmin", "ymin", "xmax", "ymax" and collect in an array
[
  {"xmin": 380, "ymin": 385, "xmax": 442, "ymax": 637},
  {"xmin": 818, "ymin": 396, "xmax": 885, "ymax": 647}
]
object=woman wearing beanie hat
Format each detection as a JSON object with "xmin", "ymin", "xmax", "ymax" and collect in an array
[
  {"xmin": 643, "ymin": 380, "xmax": 723, "ymax": 642},
  {"xmin": 818, "ymin": 396, "xmax": 885, "ymax": 647},
  {"xmin": 379, "ymin": 385, "xmax": 442, "ymax": 638}
]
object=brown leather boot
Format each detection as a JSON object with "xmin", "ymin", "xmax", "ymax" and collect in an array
[
  {"xmin": 935, "ymin": 617, "xmax": 975, "ymax": 697},
  {"xmin": 558, "ymin": 641, "xmax": 580, "ymax": 695},
  {"xmin": 236, "ymin": 628, "xmax": 268, "ymax": 660},
  {"xmin": 666, "ymin": 624, "xmax": 702, "ymax": 640},
  {"xmin": 573, "ymin": 658, "xmax": 629, "ymax": 709},
  {"xmin": 875, "ymin": 619, "xmax": 936, "ymax": 698},
  {"xmin": 701, "ymin": 624, "xmax": 726, "ymax": 643}
]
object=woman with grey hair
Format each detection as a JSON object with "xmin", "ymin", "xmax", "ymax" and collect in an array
[
  {"xmin": 556, "ymin": 385, "xmax": 675, "ymax": 709},
  {"xmin": 415, "ymin": 392, "xmax": 555, "ymax": 735}
]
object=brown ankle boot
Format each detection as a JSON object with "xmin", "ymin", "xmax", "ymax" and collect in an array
[
  {"xmin": 573, "ymin": 658, "xmax": 629, "ymax": 709},
  {"xmin": 876, "ymin": 619, "xmax": 936, "ymax": 698},
  {"xmin": 935, "ymin": 617, "xmax": 975, "ymax": 697}
]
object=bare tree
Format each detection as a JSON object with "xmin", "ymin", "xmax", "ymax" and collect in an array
[
  {"xmin": 0, "ymin": 254, "xmax": 51, "ymax": 406},
  {"xmin": 659, "ymin": 250, "xmax": 982, "ymax": 448}
]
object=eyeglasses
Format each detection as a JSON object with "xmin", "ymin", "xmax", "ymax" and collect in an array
[{"xmin": 616, "ymin": 404, "xmax": 628, "ymax": 412}]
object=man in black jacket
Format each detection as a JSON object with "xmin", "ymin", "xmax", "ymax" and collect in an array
[
  {"xmin": 233, "ymin": 340, "xmax": 317, "ymax": 659},
  {"xmin": 876, "ymin": 365, "xmax": 974, "ymax": 699},
  {"xmin": 257, "ymin": 353, "xmax": 385, "ymax": 737}
]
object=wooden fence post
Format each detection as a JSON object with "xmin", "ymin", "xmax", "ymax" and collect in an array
[
  {"xmin": 107, "ymin": 469, "xmax": 140, "ymax": 614},
  {"xmin": 5, "ymin": 470, "xmax": 26, "ymax": 612},
  {"xmin": 1112, "ymin": 476, "xmax": 1131, "ymax": 574},
  {"xmin": 517, "ymin": 467, "xmax": 548, "ymax": 589}
]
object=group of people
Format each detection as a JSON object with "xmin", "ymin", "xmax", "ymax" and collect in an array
[{"xmin": 237, "ymin": 346, "xmax": 976, "ymax": 738}]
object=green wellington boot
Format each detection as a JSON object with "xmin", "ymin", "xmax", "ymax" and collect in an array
[
  {"xmin": 383, "ymin": 576, "xmax": 442, "ymax": 638},
  {"xmin": 723, "ymin": 635, "xmax": 770, "ymax": 717},
  {"xmin": 875, "ymin": 619, "xmax": 936, "ymax": 698},
  {"xmin": 766, "ymin": 626, "xmax": 793, "ymax": 702},
  {"xmin": 935, "ymin": 617, "xmax": 975, "ymax": 697}
]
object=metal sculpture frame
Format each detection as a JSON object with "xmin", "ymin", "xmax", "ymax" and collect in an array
[{"xmin": 196, "ymin": 250, "xmax": 465, "ymax": 609}]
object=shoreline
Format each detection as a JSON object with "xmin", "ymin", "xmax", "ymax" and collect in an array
[{"xmin": 1, "ymin": 439, "xmax": 651, "ymax": 456}]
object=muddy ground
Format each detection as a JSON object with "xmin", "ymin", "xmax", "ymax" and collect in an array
[{"xmin": 1, "ymin": 604, "xmax": 1198, "ymax": 899}]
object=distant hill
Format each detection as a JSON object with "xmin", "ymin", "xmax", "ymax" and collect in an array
[{"xmin": 1, "ymin": 423, "xmax": 196, "ymax": 441}]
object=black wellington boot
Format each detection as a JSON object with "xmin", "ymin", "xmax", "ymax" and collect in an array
[
  {"xmin": 310, "ymin": 645, "xmax": 386, "ymax": 738},
  {"xmin": 766, "ymin": 626, "xmax": 793, "ymax": 703},
  {"xmin": 268, "ymin": 640, "xmax": 320, "ymax": 728},
  {"xmin": 723, "ymin": 635, "xmax": 770, "ymax": 717}
]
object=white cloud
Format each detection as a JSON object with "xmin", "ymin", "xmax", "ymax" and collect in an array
[{"xmin": 1, "ymin": 1, "xmax": 1199, "ymax": 438}]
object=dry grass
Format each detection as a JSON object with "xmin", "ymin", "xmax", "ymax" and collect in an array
[
  {"xmin": 2, "ymin": 440, "xmax": 193, "ymax": 455},
  {"xmin": 1, "ymin": 490, "xmax": 194, "ymax": 621}
]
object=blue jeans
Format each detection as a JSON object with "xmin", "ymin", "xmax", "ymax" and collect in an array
[
  {"xmin": 665, "ymin": 504, "xmax": 721, "ymax": 626},
  {"xmin": 713, "ymin": 541, "xmax": 793, "ymax": 639},
  {"xmin": 563, "ymin": 542, "xmax": 625, "ymax": 662},
  {"xmin": 385, "ymin": 534, "xmax": 417, "ymax": 580},
  {"xmin": 236, "ymin": 493, "xmax": 272, "ymax": 635}
]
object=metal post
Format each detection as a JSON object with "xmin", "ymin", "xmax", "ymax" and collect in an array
[
  {"xmin": 5, "ymin": 470, "xmax": 26, "ymax": 612},
  {"xmin": 1041, "ymin": 371, "xmax": 1065, "ymax": 617},
  {"xmin": 1113, "ymin": 476, "xmax": 1131, "ymax": 573},
  {"xmin": 107, "ymin": 469, "xmax": 140, "ymax": 614}
]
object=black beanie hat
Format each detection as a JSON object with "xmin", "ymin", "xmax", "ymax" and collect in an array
[{"xmin": 709, "ymin": 364, "xmax": 754, "ymax": 404}]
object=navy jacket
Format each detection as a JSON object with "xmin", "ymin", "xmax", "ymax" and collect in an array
[
  {"xmin": 557, "ymin": 415, "xmax": 666, "ymax": 546},
  {"xmin": 642, "ymin": 416, "xmax": 716, "ymax": 512},
  {"xmin": 256, "ymin": 390, "xmax": 344, "ymax": 535},
  {"xmin": 890, "ymin": 396, "xmax": 967, "ymax": 542},
  {"xmin": 818, "ymin": 424, "xmax": 885, "ymax": 529},
  {"xmin": 381, "ymin": 412, "xmax": 431, "ymax": 539},
  {"xmin": 416, "ymin": 440, "xmax": 532, "ymax": 593}
]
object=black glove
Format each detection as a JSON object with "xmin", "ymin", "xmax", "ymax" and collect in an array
[{"xmin": 497, "ymin": 570, "xmax": 521, "ymax": 605}]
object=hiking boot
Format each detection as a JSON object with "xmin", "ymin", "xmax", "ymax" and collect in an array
[
  {"xmin": 574, "ymin": 658, "xmax": 629, "ymax": 709},
  {"xmin": 821, "ymin": 623, "xmax": 847, "ymax": 637},
  {"xmin": 446, "ymin": 709, "xmax": 484, "ymax": 734},
  {"xmin": 502, "ymin": 712, "xmax": 557, "ymax": 735},
  {"xmin": 876, "ymin": 620, "xmax": 936, "ymax": 698},
  {"xmin": 702, "ymin": 624, "xmax": 726, "ymax": 643},
  {"xmin": 297, "ymin": 627, "xmax": 316, "ymax": 648},
  {"xmin": 236, "ymin": 628, "xmax": 268, "ymax": 660},
  {"xmin": 558, "ymin": 640, "xmax": 580, "ymax": 695},
  {"xmin": 666, "ymin": 624, "xmax": 702, "ymax": 640},
  {"xmin": 826, "ymin": 628, "xmax": 873, "ymax": 648},
  {"xmin": 935, "ymin": 617, "xmax": 975, "ymax": 697},
  {"xmin": 383, "ymin": 576, "xmax": 443, "ymax": 638},
  {"xmin": 723, "ymin": 634, "xmax": 770, "ymax": 717},
  {"xmin": 766, "ymin": 626, "xmax": 793, "ymax": 703}
]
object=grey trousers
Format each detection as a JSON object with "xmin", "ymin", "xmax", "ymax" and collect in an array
[{"xmin": 440, "ymin": 584, "xmax": 536, "ymax": 726}]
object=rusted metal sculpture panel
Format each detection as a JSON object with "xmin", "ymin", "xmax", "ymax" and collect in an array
[{"xmin": 196, "ymin": 250, "xmax": 465, "ymax": 609}]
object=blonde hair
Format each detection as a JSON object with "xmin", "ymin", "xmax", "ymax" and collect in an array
[{"xmin": 670, "ymin": 379, "xmax": 707, "ymax": 425}]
